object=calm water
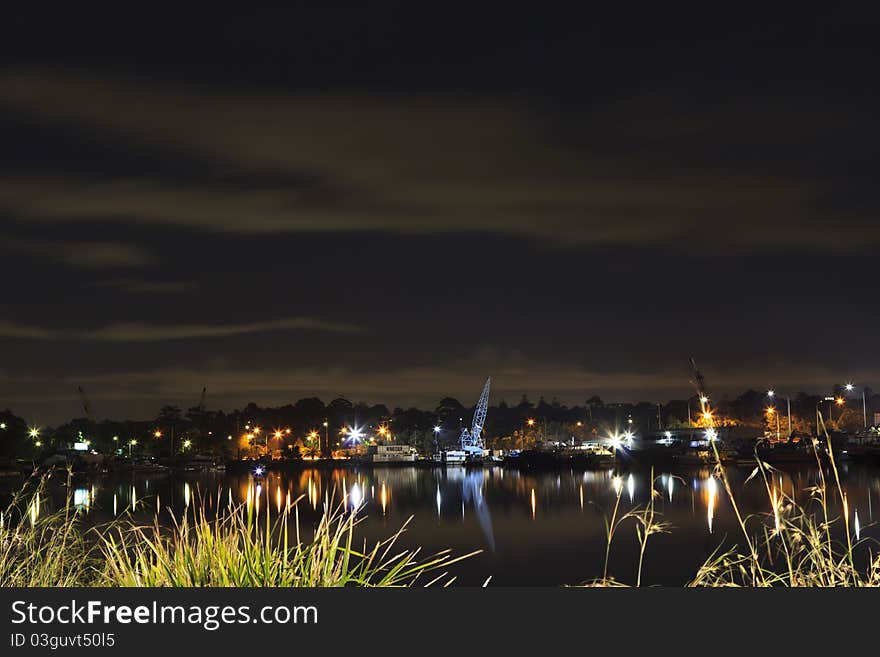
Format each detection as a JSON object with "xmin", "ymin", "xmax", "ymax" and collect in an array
[{"xmin": 6, "ymin": 463, "xmax": 880, "ymax": 586}]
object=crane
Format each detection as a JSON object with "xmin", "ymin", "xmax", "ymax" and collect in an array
[
  {"xmin": 77, "ymin": 386, "xmax": 94, "ymax": 423},
  {"xmin": 689, "ymin": 357, "xmax": 710, "ymax": 414},
  {"xmin": 459, "ymin": 377, "xmax": 491, "ymax": 455}
]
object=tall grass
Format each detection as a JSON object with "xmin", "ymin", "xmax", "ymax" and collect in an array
[
  {"xmin": 97, "ymin": 491, "xmax": 478, "ymax": 587},
  {"xmin": 0, "ymin": 473, "xmax": 93, "ymax": 586},
  {"xmin": 1, "ymin": 475, "xmax": 477, "ymax": 587},
  {"xmin": 587, "ymin": 413, "xmax": 880, "ymax": 587},
  {"xmin": 688, "ymin": 414, "xmax": 879, "ymax": 586}
]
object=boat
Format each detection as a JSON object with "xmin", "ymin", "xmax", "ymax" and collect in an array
[
  {"xmin": 753, "ymin": 439, "xmax": 823, "ymax": 464},
  {"xmin": 437, "ymin": 449, "xmax": 466, "ymax": 465},
  {"xmin": 175, "ymin": 454, "xmax": 220, "ymax": 472},
  {"xmin": 842, "ymin": 441, "xmax": 880, "ymax": 464},
  {"xmin": 372, "ymin": 444, "xmax": 418, "ymax": 463}
]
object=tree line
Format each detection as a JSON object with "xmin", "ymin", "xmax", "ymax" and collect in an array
[{"xmin": 1, "ymin": 386, "xmax": 877, "ymax": 461}]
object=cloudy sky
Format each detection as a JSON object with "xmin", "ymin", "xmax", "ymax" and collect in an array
[{"xmin": 2, "ymin": 7, "xmax": 879, "ymax": 423}]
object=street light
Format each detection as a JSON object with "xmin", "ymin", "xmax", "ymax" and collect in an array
[
  {"xmin": 128, "ymin": 439, "xmax": 137, "ymax": 458},
  {"xmin": 843, "ymin": 382, "xmax": 868, "ymax": 429},
  {"xmin": 767, "ymin": 390, "xmax": 792, "ymax": 439},
  {"xmin": 29, "ymin": 427, "xmax": 40, "ymax": 439},
  {"xmin": 766, "ymin": 406, "xmax": 780, "ymax": 441}
]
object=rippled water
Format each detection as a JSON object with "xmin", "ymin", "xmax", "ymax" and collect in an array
[{"xmin": 5, "ymin": 462, "xmax": 879, "ymax": 586}]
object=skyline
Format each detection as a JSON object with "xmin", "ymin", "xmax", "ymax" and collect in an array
[{"xmin": 3, "ymin": 7, "xmax": 879, "ymax": 423}]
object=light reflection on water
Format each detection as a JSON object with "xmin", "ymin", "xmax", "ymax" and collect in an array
[{"xmin": 6, "ymin": 463, "xmax": 880, "ymax": 586}]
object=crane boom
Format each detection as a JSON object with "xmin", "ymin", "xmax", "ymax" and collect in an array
[
  {"xmin": 689, "ymin": 357, "xmax": 715, "ymax": 421},
  {"xmin": 77, "ymin": 386, "xmax": 94, "ymax": 422},
  {"xmin": 460, "ymin": 377, "xmax": 491, "ymax": 455}
]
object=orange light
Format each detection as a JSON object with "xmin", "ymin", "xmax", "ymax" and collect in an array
[
  {"xmin": 835, "ymin": 397, "xmax": 845, "ymax": 406},
  {"xmin": 154, "ymin": 430, "xmax": 162, "ymax": 438},
  {"xmin": 274, "ymin": 430, "xmax": 282, "ymax": 439},
  {"xmin": 766, "ymin": 407, "xmax": 776, "ymax": 415}
]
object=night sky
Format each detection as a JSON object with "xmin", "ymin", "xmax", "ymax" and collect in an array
[{"xmin": 2, "ymin": 7, "xmax": 879, "ymax": 424}]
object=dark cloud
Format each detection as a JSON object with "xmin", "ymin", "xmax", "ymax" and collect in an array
[
  {"xmin": 0, "ymin": 317, "xmax": 359, "ymax": 342},
  {"xmin": 2, "ymin": 72, "xmax": 878, "ymax": 252},
  {"xmin": 2, "ymin": 8, "xmax": 879, "ymax": 422},
  {"xmin": 93, "ymin": 278, "xmax": 198, "ymax": 294}
]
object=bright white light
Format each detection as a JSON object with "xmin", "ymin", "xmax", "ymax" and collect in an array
[
  {"xmin": 433, "ymin": 426, "xmax": 441, "ymax": 434},
  {"xmin": 664, "ymin": 431, "xmax": 672, "ymax": 439},
  {"xmin": 707, "ymin": 476, "xmax": 717, "ymax": 534},
  {"xmin": 699, "ymin": 395, "xmax": 709, "ymax": 404},
  {"xmin": 350, "ymin": 482, "xmax": 363, "ymax": 509},
  {"xmin": 608, "ymin": 434, "xmax": 622, "ymax": 450},
  {"xmin": 767, "ymin": 390, "xmax": 775, "ymax": 397},
  {"xmin": 845, "ymin": 383, "xmax": 855, "ymax": 392},
  {"xmin": 705, "ymin": 428, "xmax": 718, "ymax": 442},
  {"xmin": 254, "ymin": 466, "xmax": 265, "ymax": 476},
  {"xmin": 348, "ymin": 427, "xmax": 364, "ymax": 443},
  {"xmin": 73, "ymin": 488, "xmax": 90, "ymax": 510}
]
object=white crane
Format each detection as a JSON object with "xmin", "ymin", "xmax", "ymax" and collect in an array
[{"xmin": 459, "ymin": 377, "xmax": 491, "ymax": 455}]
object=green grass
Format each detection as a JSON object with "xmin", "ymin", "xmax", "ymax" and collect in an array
[
  {"xmin": 0, "ymin": 474, "xmax": 94, "ymax": 586},
  {"xmin": 1, "ymin": 474, "xmax": 477, "ymax": 587}
]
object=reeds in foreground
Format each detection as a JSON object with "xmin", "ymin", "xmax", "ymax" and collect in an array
[
  {"xmin": 586, "ymin": 414, "xmax": 880, "ymax": 587},
  {"xmin": 97, "ymin": 491, "xmax": 479, "ymax": 587},
  {"xmin": 0, "ymin": 474, "xmax": 94, "ymax": 586},
  {"xmin": 1, "ymin": 476, "xmax": 477, "ymax": 587}
]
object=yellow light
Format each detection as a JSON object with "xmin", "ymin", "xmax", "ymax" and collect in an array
[
  {"xmin": 183, "ymin": 439, "xmax": 192, "ymax": 449},
  {"xmin": 766, "ymin": 407, "xmax": 775, "ymax": 415},
  {"xmin": 527, "ymin": 419, "xmax": 535, "ymax": 427},
  {"xmin": 576, "ymin": 421, "xmax": 583, "ymax": 427},
  {"xmin": 253, "ymin": 427, "xmax": 261, "ymax": 435},
  {"xmin": 702, "ymin": 411, "xmax": 712, "ymax": 421},
  {"xmin": 274, "ymin": 430, "xmax": 283, "ymax": 439},
  {"xmin": 835, "ymin": 397, "xmax": 845, "ymax": 406},
  {"xmin": 285, "ymin": 428, "xmax": 292, "ymax": 435},
  {"xmin": 154, "ymin": 430, "xmax": 162, "ymax": 438},
  {"xmin": 28, "ymin": 427, "xmax": 40, "ymax": 439}
]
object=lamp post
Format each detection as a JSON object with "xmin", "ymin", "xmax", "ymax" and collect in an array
[
  {"xmin": 767, "ymin": 390, "xmax": 792, "ymax": 439},
  {"xmin": 767, "ymin": 407, "xmax": 780, "ymax": 441},
  {"xmin": 844, "ymin": 383, "xmax": 868, "ymax": 430},
  {"xmin": 323, "ymin": 420, "xmax": 329, "ymax": 458}
]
